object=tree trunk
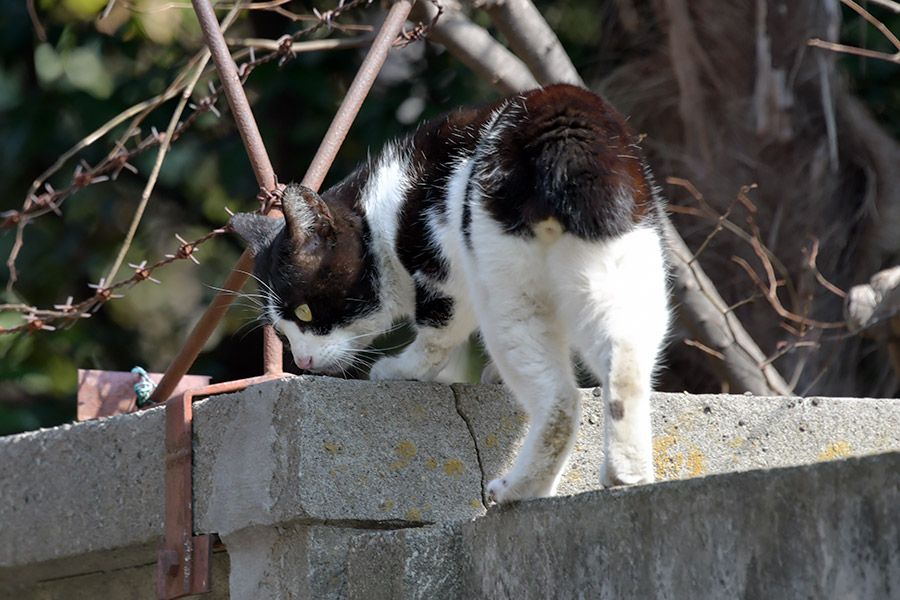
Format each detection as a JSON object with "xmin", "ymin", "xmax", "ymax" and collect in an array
[{"xmin": 599, "ymin": 0, "xmax": 900, "ymax": 396}]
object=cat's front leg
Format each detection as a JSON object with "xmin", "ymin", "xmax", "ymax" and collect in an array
[{"xmin": 368, "ymin": 325, "xmax": 459, "ymax": 381}]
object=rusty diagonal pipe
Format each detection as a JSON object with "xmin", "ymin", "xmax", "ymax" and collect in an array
[{"xmin": 149, "ymin": 0, "xmax": 416, "ymax": 404}]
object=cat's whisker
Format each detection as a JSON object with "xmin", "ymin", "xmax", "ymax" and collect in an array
[
  {"xmin": 204, "ymin": 285, "xmax": 267, "ymax": 308},
  {"xmin": 234, "ymin": 317, "xmax": 270, "ymax": 340},
  {"xmin": 235, "ymin": 269, "xmax": 283, "ymax": 303}
]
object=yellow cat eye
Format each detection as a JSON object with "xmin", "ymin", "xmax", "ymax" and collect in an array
[{"xmin": 294, "ymin": 303, "xmax": 313, "ymax": 322}]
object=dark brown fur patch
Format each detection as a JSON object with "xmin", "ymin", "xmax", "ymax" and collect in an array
[
  {"xmin": 608, "ymin": 400, "xmax": 626, "ymax": 421},
  {"xmin": 477, "ymin": 84, "xmax": 659, "ymax": 241}
]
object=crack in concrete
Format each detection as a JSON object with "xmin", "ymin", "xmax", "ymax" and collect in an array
[{"xmin": 450, "ymin": 384, "xmax": 489, "ymax": 510}]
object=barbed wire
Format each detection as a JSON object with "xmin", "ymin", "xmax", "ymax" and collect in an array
[
  {"xmin": 0, "ymin": 226, "xmax": 231, "ymax": 334},
  {"xmin": 2, "ymin": 0, "xmax": 443, "ymax": 335}
]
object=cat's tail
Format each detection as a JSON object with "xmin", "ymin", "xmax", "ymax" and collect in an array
[{"xmin": 477, "ymin": 84, "xmax": 662, "ymax": 243}]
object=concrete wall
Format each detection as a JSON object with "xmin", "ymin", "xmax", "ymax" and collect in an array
[{"xmin": 2, "ymin": 376, "xmax": 899, "ymax": 598}]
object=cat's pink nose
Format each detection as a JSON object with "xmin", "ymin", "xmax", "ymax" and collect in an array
[{"xmin": 296, "ymin": 356, "xmax": 313, "ymax": 370}]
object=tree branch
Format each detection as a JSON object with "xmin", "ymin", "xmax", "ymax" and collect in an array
[
  {"xmin": 665, "ymin": 220, "xmax": 795, "ymax": 396},
  {"xmin": 408, "ymin": 0, "xmax": 538, "ymax": 95},
  {"xmin": 477, "ymin": 0, "xmax": 584, "ymax": 87},
  {"xmin": 846, "ymin": 265, "xmax": 900, "ymax": 378}
]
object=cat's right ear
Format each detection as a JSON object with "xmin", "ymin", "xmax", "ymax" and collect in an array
[{"xmin": 229, "ymin": 213, "xmax": 284, "ymax": 255}]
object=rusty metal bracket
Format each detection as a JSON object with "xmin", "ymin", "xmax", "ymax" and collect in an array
[{"xmin": 156, "ymin": 373, "xmax": 287, "ymax": 600}]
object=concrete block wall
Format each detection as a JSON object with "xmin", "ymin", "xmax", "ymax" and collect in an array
[{"xmin": 2, "ymin": 376, "xmax": 899, "ymax": 598}]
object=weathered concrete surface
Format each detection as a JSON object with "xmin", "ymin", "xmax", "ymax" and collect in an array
[
  {"xmin": 0, "ymin": 407, "xmax": 166, "ymax": 585},
  {"xmin": 348, "ymin": 451, "xmax": 900, "ymax": 599},
  {"xmin": 21, "ymin": 552, "xmax": 230, "ymax": 600},
  {"xmin": 192, "ymin": 377, "xmax": 484, "ymax": 535},
  {"xmin": 455, "ymin": 384, "xmax": 900, "ymax": 495},
  {"xmin": 2, "ymin": 375, "xmax": 900, "ymax": 598}
]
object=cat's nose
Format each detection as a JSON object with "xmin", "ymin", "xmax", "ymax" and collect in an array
[{"xmin": 295, "ymin": 356, "xmax": 313, "ymax": 370}]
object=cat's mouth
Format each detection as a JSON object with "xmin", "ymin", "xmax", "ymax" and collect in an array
[{"xmin": 292, "ymin": 354, "xmax": 365, "ymax": 379}]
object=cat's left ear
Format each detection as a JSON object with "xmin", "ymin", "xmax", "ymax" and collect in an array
[
  {"xmin": 229, "ymin": 213, "xmax": 284, "ymax": 255},
  {"xmin": 282, "ymin": 184, "xmax": 334, "ymax": 240}
]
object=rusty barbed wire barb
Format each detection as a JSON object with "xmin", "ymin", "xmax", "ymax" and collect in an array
[
  {"xmin": 0, "ymin": 227, "xmax": 230, "ymax": 335},
  {"xmin": 396, "ymin": 0, "xmax": 443, "ymax": 47}
]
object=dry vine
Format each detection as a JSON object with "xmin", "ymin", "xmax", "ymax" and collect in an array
[{"xmin": 668, "ymin": 178, "xmax": 852, "ymax": 394}]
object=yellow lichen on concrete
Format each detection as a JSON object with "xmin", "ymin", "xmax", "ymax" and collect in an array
[
  {"xmin": 443, "ymin": 459, "xmax": 465, "ymax": 478},
  {"xmin": 405, "ymin": 508, "xmax": 421, "ymax": 521},
  {"xmin": 323, "ymin": 441, "xmax": 340, "ymax": 455},
  {"xmin": 426, "ymin": 457, "xmax": 438, "ymax": 469},
  {"xmin": 484, "ymin": 435, "xmax": 498, "ymax": 448},
  {"xmin": 818, "ymin": 441, "xmax": 853, "ymax": 461},
  {"xmin": 686, "ymin": 447, "xmax": 708, "ymax": 477},
  {"xmin": 654, "ymin": 435, "xmax": 708, "ymax": 480},
  {"xmin": 390, "ymin": 441, "xmax": 417, "ymax": 470},
  {"xmin": 654, "ymin": 436, "xmax": 680, "ymax": 481}
]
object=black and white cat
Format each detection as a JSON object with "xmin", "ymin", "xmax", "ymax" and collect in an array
[{"xmin": 231, "ymin": 84, "xmax": 669, "ymax": 503}]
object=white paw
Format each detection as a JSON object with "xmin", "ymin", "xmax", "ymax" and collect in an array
[
  {"xmin": 486, "ymin": 477, "xmax": 513, "ymax": 504},
  {"xmin": 368, "ymin": 357, "xmax": 412, "ymax": 381},
  {"xmin": 486, "ymin": 474, "xmax": 554, "ymax": 504},
  {"xmin": 480, "ymin": 360, "xmax": 503, "ymax": 384},
  {"xmin": 599, "ymin": 458, "xmax": 654, "ymax": 487}
]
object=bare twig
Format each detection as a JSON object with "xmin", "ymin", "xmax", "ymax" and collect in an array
[
  {"xmin": 226, "ymin": 33, "xmax": 375, "ymax": 53},
  {"xmin": 477, "ymin": 0, "xmax": 584, "ymax": 87},
  {"xmin": 665, "ymin": 219, "xmax": 795, "ymax": 396},
  {"xmin": 105, "ymin": 44, "xmax": 216, "ymax": 286},
  {"xmin": 407, "ymin": 0, "xmax": 538, "ymax": 95},
  {"xmin": 731, "ymin": 254, "xmax": 844, "ymax": 330},
  {"xmin": 809, "ymin": 0, "xmax": 900, "ymax": 64},
  {"xmin": 26, "ymin": 0, "xmax": 46, "ymax": 42}
]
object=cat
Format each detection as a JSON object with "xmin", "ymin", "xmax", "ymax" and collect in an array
[{"xmin": 230, "ymin": 84, "xmax": 669, "ymax": 503}]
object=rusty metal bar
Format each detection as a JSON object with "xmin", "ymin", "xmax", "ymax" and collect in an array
[
  {"xmin": 157, "ymin": 373, "xmax": 287, "ymax": 599},
  {"xmin": 149, "ymin": 0, "xmax": 414, "ymax": 403},
  {"xmin": 192, "ymin": 0, "xmax": 276, "ymax": 191},
  {"xmin": 301, "ymin": 0, "xmax": 415, "ymax": 190},
  {"xmin": 149, "ymin": 250, "xmax": 259, "ymax": 404}
]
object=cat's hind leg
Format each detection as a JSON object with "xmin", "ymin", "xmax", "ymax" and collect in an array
[
  {"xmin": 550, "ymin": 227, "xmax": 669, "ymax": 487},
  {"xmin": 464, "ymin": 234, "xmax": 582, "ymax": 503}
]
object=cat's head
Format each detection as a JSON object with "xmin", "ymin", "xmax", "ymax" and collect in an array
[{"xmin": 230, "ymin": 184, "xmax": 384, "ymax": 375}]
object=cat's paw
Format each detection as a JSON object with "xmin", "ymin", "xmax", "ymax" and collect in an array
[
  {"xmin": 486, "ymin": 477, "xmax": 514, "ymax": 504},
  {"xmin": 368, "ymin": 356, "xmax": 420, "ymax": 381},
  {"xmin": 486, "ymin": 474, "xmax": 553, "ymax": 504},
  {"xmin": 480, "ymin": 360, "xmax": 503, "ymax": 384},
  {"xmin": 599, "ymin": 458, "xmax": 654, "ymax": 487}
]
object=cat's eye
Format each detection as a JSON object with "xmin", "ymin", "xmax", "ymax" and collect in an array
[{"xmin": 294, "ymin": 304, "xmax": 313, "ymax": 322}]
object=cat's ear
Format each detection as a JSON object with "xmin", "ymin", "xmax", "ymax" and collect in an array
[
  {"xmin": 229, "ymin": 213, "xmax": 284, "ymax": 255},
  {"xmin": 282, "ymin": 184, "xmax": 334, "ymax": 240}
]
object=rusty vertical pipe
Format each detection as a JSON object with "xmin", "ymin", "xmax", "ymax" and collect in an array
[
  {"xmin": 191, "ymin": 0, "xmax": 286, "ymax": 376},
  {"xmin": 192, "ymin": 0, "xmax": 277, "ymax": 191},
  {"xmin": 301, "ymin": 0, "xmax": 415, "ymax": 191},
  {"xmin": 151, "ymin": 0, "xmax": 282, "ymax": 403}
]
